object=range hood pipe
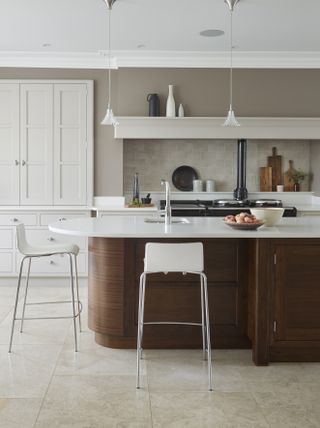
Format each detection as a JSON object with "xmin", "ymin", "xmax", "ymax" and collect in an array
[{"xmin": 233, "ymin": 138, "xmax": 248, "ymax": 201}]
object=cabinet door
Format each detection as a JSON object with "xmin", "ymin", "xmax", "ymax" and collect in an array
[
  {"xmin": 20, "ymin": 84, "xmax": 53, "ymax": 205},
  {"xmin": 53, "ymin": 84, "xmax": 87, "ymax": 205},
  {"xmin": 0, "ymin": 84, "xmax": 19, "ymax": 204},
  {"xmin": 274, "ymin": 243, "xmax": 320, "ymax": 342}
]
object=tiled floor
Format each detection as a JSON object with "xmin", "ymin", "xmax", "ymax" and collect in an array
[{"xmin": 0, "ymin": 284, "xmax": 320, "ymax": 427}]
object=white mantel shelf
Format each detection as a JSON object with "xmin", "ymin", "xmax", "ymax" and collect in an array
[{"xmin": 114, "ymin": 117, "xmax": 320, "ymax": 140}]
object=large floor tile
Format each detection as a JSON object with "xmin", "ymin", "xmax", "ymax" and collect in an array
[
  {"xmin": 35, "ymin": 375, "xmax": 152, "ymax": 428},
  {"xmin": 55, "ymin": 332, "xmax": 145, "ymax": 377},
  {"xmin": 0, "ymin": 344, "xmax": 62, "ymax": 398},
  {"xmin": 0, "ymin": 398, "xmax": 42, "ymax": 428},
  {"xmin": 150, "ymin": 391, "xmax": 269, "ymax": 428}
]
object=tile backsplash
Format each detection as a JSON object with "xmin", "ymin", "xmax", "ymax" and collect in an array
[{"xmin": 123, "ymin": 139, "xmax": 311, "ymax": 193}]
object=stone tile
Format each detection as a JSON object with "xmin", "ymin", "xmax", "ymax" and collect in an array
[
  {"xmin": 261, "ymin": 404, "xmax": 318, "ymax": 428},
  {"xmin": 0, "ymin": 344, "xmax": 62, "ymax": 398},
  {"xmin": 35, "ymin": 376, "xmax": 151, "ymax": 428},
  {"xmin": 55, "ymin": 332, "xmax": 146, "ymax": 377},
  {"xmin": 0, "ymin": 310, "xmax": 73, "ymax": 346},
  {"xmin": 0, "ymin": 398, "xmax": 42, "ymax": 428},
  {"xmin": 0, "ymin": 306, "xmax": 11, "ymax": 323},
  {"xmin": 145, "ymin": 349, "xmax": 212, "ymax": 392},
  {"xmin": 150, "ymin": 391, "xmax": 269, "ymax": 428}
]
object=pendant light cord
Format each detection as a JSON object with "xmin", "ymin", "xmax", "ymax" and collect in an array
[
  {"xmin": 108, "ymin": 6, "xmax": 112, "ymax": 109},
  {"xmin": 229, "ymin": 9, "xmax": 233, "ymax": 109}
]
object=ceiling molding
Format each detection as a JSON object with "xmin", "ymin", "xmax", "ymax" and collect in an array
[{"xmin": 1, "ymin": 50, "xmax": 320, "ymax": 69}]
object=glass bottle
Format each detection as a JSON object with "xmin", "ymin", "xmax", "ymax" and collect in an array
[{"xmin": 133, "ymin": 172, "xmax": 140, "ymax": 203}]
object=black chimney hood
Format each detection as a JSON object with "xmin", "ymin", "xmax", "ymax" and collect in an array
[{"xmin": 233, "ymin": 139, "xmax": 248, "ymax": 201}]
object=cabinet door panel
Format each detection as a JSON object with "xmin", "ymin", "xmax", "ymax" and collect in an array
[
  {"xmin": 0, "ymin": 84, "xmax": 19, "ymax": 204},
  {"xmin": 54, "ymin": 84, "xmax": 87, "ymax": 205},
  {"xmin": 20, "ymin": 84, "xmax": 53, "ymax": 205},
  {"xmin": 274, "ymin": 243, "xmax": 320, "ymax": 341}
]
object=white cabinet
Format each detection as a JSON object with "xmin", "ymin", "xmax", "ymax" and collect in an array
[
  {"xmin": 0, "ymin": 209, "xmax": 89, "ymax": 277},
  {"xmin": 54, "ymin": 84, "xmax": 88, "ymax": 205},
  {"xmin": 0, "ymin": 84, "xmax": 20, "ymax": 205},
  {"xmin": 20, "ymin": 84, "xmax": 53, "ymax": 205},
  {"xmin": 0, "ymin": 80, "xmax": 93, "ymax": 207}
]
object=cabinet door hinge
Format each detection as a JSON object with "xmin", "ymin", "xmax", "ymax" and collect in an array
[
  {"xmin": 273, "ymin": 253, "xmax": 277, "ymax": 264},
  {"xmin": 273, "ymin": 321, "xmax": 277, "ymax": 332}
]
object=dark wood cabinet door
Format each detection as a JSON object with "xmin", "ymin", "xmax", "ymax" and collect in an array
[{"xmin": 274, "ymin": 241, "xmax": 320, "ymax": 342}]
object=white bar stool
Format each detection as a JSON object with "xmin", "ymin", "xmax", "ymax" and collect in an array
[
  {"xmin": 9, "ymin": 223, "xmax": 82, "ymax": 353},
  {"xmin": 136, "ymin": 242, "xmax": 212, "ymax": 391}
]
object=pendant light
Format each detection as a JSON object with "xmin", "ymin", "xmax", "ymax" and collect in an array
[
  {"xmin": 101, "ymin": 0, "xmax": 118, "ymax": 126},
  {"xmin": 223, "ymin": 0, "xmax": 240, "ymax": 127}
]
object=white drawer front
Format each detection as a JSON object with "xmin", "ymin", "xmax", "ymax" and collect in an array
[
  {"xmin": 25, "ymin": 229, "xmax": 86, "ymax": 250},
  {"xmin": 16, "ymin": 252, "xmax": 86, "ymax": 275},
  {"xmin": 0, "ymin": 213, "xmax": 37, "ymax": 226},
  {"xmin": 98, "ymin": 211, "xmax": 157, "ymax": 217},
  {"xmin": 0, "ymin": 229, "xmax": 13, "ymax": 249},
  {"xmin": 40, "ymin": 212, "xmax": 87, "ymax": 226},
  {"xmin": 0, "ymin": 252, "xmax": 13, "ymax": 273}
]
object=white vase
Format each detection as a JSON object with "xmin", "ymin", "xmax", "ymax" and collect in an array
[
  {"xmin": 178, "ymin": 103, "xmax": 184, "ymax": 117},
  {"xmin": 166, "ymin": 84, "xmax": 176, "ymax": 117}
]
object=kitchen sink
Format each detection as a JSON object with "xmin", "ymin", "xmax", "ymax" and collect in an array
[{"xmin": 144, "ymin": 217, "xmax": 190, "ymax": 224}]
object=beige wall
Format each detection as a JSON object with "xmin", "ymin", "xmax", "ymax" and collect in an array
[{"xmin": 1, "ymin": 68, "xmax": 320, "ymax": 195}]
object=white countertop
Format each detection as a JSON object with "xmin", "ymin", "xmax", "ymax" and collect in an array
[{"xmin": 49, "ymin": 216, "xmax": 320, "ymax": 239}]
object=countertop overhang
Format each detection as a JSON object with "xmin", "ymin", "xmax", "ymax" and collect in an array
[{"xmin": 49, "ymin": 216, "xmax": 320, "ymax": 239}]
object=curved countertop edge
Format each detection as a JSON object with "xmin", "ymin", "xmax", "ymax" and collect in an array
[{"xmin": 49, "ymin": 216, "xmax": 320, "ymax": 239}]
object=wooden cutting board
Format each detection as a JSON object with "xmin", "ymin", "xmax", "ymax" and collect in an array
[
  {"xmin": 284, "ymin": 160, "xmax": 295, "ymax": 191},
  {"xmin": 267, "ymin": 147, "xmax": 283, "ymax": 191},
  {"xmin": 259, "ymin": 167, "xmax": 273, "ymax": 191}
]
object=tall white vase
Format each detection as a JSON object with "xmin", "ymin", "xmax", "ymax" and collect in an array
[{"xmin": 166, "ymin": 84, "xmax": 176, "ymax": 117}]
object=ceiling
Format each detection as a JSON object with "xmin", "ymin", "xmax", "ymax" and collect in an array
[{"xmin": 0, "ymin": 0, "xmax": 319, "ymax": 69}]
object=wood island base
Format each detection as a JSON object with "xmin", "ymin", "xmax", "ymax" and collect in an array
[{"xmin": 88, "ymin": 237, "xmax": 320, "ymax": 366}]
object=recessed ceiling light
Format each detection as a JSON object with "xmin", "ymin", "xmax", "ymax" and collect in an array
[
  {"xmin": 137, "ymin": 44, "xmax": 146, "ymax": 49},
  {"xmin": 200, "ymin": 29, "xmax": 224, "ymax": 37},
  {"xmin": 42, "ymin": 43, "xmax": 51, "ymax": 47}
]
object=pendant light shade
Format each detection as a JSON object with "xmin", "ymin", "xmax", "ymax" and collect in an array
[
  {"xmin": 223, "ymin": 0, "xmax": 240, "ymax": 127},
  {"xmin": 101, "ymin": 0, "xmax": 118, "ymax": 126}
]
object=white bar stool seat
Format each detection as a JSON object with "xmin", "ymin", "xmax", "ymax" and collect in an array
[
  {"xmin": 9, "ymin": 223, "xmax": 82, "ymax": 353},
  {"xmin": 136, "ymin": 242, "xmax": 212, "ymax": 391}
]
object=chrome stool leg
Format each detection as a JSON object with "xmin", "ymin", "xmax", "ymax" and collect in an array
[
  {"xmin": 68, "ymin": 254, "xmax": 78, "ymax": 352},
  {"xmin": 202, "ymin": 273, "xmax": 212, "ymax": 391},
  {"xmin": 9, "ymin": 257, "xmax": 27, "ymax": 353},
  {"xmin": 200, "ymin": 275, "xmax": 207, "ymax": 360},
  {"xmin": 73, "ymin": 254, "xmax": 82, "ymax": 332},
  {"xmin": 20, "ymin": 258, "xmax": 32, "ymax": 333},
  {"xmin": 136, "ymin": 272, "xmax": 146, "ymax": 389}
]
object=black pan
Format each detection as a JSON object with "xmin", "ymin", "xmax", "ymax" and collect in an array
[{"xmin": 172, "ymin": 165, "xmax": 199, "ymax": 191}]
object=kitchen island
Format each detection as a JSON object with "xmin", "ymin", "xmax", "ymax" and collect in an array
[{"xmin": 50, "ymin": 216, "xmax": 320, "ymax": 365}]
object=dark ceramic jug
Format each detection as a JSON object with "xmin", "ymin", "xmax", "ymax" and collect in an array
[{"xmin": 147, "ymin": 93, "xmax": 160, "ymax": 117}]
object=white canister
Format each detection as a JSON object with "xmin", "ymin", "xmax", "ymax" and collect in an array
[
  {"xmin": 205, "ymin": 180, "xmax": 215, "ymax": 192},
  {"xmin": 193, "ymin": 180, "xmax": 203, "ymax": 192}
]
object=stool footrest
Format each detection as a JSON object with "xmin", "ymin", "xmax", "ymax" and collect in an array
[
  {"xmin": 14, "ymin": 314, "xmax": 80, "ymax": 321},
  {"xmin": 143, "ymin": 321, "xmax": 202, "ymax": 327}
]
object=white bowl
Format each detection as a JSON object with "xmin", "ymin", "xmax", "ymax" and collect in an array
[{"xmin": 250, "ymin": 208, "xmax": 284, "ymax": 227}]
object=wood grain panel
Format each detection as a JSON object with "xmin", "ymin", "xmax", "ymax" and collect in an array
[{"xmin": 88, "ymin": 237, "xmax": 125, "ymax": 336}]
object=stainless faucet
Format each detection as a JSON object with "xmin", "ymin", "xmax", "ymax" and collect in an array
[{"xmin": 161, "ymin": 179, "xmax": 171, "ymax": 225}]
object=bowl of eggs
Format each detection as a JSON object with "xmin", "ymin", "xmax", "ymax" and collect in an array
[{"xmin": 223, "ymin": 213, "xmax": 264, "ymax": 230}]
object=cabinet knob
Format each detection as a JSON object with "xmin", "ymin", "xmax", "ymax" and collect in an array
[
  {"xmin": 21, "ymin": 160, "xmax": 26, "ymax": 166},
  {"xmin": 11, "ymin": 218, "xmax": 19, "ymax": 223},
  {"xmin": 59, "ymin": 217, "xmax": 66, "ymax": 221},
  {"xmin": 15, "ymin": 160, "xmax": 19, "ymax": 166},
  {"xmin": 49, "ymin": 260, "xmax": 55, "ymax": 265},
  {"xmin": 47, "ymin": 237, "xmax": 55, "ymax": 242}
]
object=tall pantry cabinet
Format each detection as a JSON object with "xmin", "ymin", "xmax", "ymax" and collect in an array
[{"xmin": 0, "ymin": 80, "xmax": 93, "ymax": 277}]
